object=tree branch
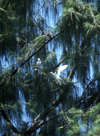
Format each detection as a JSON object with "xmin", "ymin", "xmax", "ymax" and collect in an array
[
  {"xmin": 4, "ymin": 0, "xmax": 12, "ymax": 9},
  {"xmin": 0, "ymin": 23, "xmax": 75, "ymax": 88},
  {"xmin": 0, "ymin": 104, "xmax": 19, "ymax": 133},
  {"xmin": 0, "ymin": 23, "xmax": 75, "ymax": 135},
  {"xmin": 0, "ymin": 29, "xmax": 64, "ymax": 88},
  {"xmin": 23, "ymin": 66, "xmax": 75, "ymax": 135},
  {"xmin": 77, "ymin": 77, "xmax": 99, "ymax": 108}
]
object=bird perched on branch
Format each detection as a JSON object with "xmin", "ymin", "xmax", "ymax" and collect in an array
[
  {"xmin": 36, "ymin": 58, "xmax": 41, "ymax": 66},
  {"xmin": 34, "ymin": 58, "xmax": 41, "ymax": 71}
]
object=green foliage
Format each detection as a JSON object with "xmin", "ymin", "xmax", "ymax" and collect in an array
[
  {"xmin": 32, "ymin": 35, "xmax": 47, "ymax": 50},
  {"xmin": 0, "ymin": 0, "xmax": 100, "ymax": 135},
  {"xmin": 57, "ymin": 104, "xmax": 100, "ymax": 135}
]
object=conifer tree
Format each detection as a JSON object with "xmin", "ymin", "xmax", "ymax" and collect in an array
[{"xmin": 0, "ymin": 0, "xmax": 100, "ymax": 135}]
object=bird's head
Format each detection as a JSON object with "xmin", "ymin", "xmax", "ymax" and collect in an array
[{"xmin": 38, "ymin": 58, "xmax": 40, "ymax": 61}]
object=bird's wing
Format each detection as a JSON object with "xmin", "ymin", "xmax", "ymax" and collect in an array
[
  {"xmin": 58, "ymin": 65, "xmax": 68, "ymax": 76},
  {"xmin": 36, "ymin": 60, "xmax": 41, "ymax": 65}
]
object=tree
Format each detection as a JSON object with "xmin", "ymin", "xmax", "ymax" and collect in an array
[{"xmin": 0, "ymin": 0, "xmax": 100, "ymax": 135}]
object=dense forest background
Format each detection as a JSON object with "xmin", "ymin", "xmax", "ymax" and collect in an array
[{"xmin": 0, "ymin": 0, "xmax": 100, "ymax": 135}]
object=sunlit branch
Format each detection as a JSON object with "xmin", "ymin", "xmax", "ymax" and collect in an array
[
  {"xmin": 62, "ymin": 115, "xmax": 77, "ymax": 135},
  {"xmin": 0, "ymin": 37, "xmax": 5, "ymax": 44}
]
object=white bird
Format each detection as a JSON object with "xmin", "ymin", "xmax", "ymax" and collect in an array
[
  {"xmin": 34, "ymin": 58, "xmax": 41, "ymax": 71},
  {"xmin": 36, "ymin": 58, "xmax": 41, "ymax": 66},
  {"xmin": 50, "ymin": 65, "xmax": 68, "ymax": 79}
]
